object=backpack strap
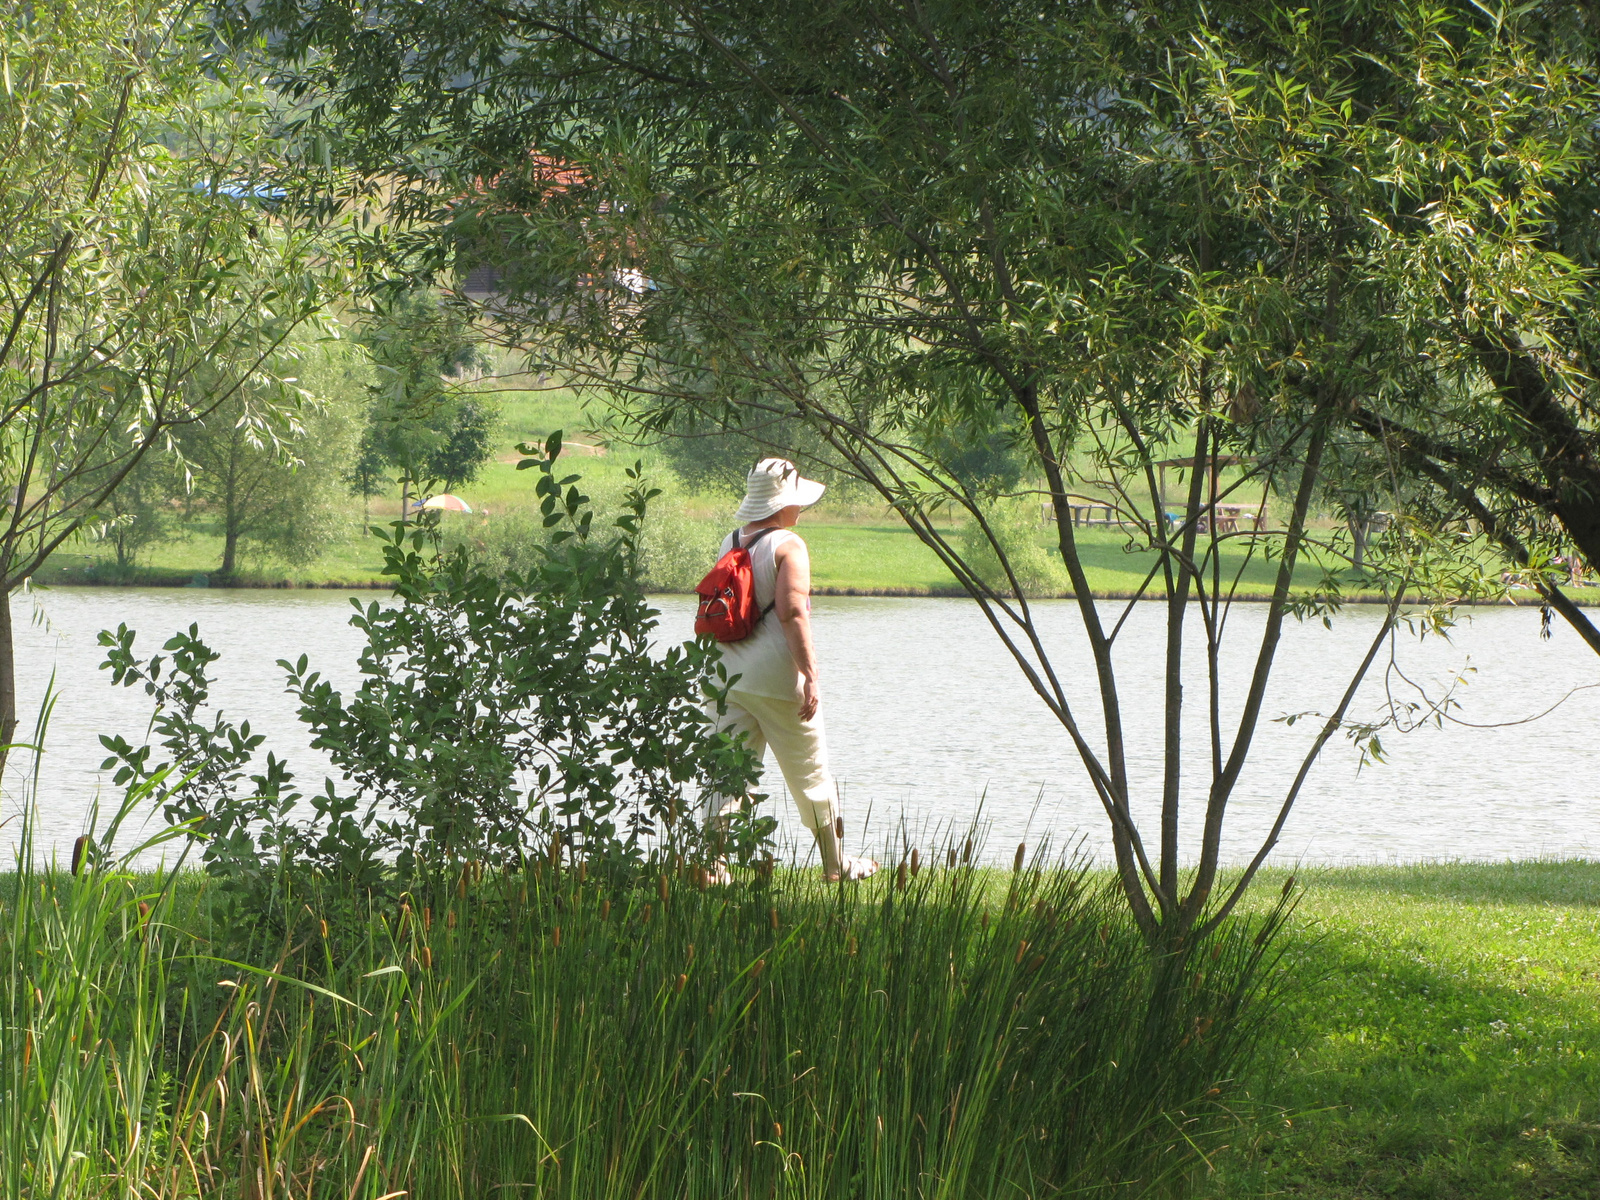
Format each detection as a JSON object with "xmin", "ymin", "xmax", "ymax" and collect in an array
[
  {"xmin": 732, "ymin": 526, "xmax": 781, "ymax": 551},
  {"xmin": 732, "ymin": 526, "xmax": 782, "ymax": 622}
]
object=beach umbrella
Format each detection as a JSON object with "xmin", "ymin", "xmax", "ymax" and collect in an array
[{"xmin": 419, "ymin": 493, "xmax": 473, "ymax": 513}]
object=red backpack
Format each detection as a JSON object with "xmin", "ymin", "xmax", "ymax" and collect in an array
[{"xmin": 695, "ymin": 528, "xmax": 778, "ymax": 642}]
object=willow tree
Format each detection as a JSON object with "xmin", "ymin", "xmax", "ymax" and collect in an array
[
  {"xmin": 1327, "ymin": 8, "xmax": 1600, "ymax": 656},
  {"xmin": 246, "ymin": 0, "xmax": 1498, "ymax": 948},
  {"xmin": 0, "ymin": 0, "xmax": 331, "ymax": 769}
]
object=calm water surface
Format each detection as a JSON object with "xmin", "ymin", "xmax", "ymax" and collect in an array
[{"xmin": 7, "ymin": 586, "xmax": 1598, "ymax": 865}]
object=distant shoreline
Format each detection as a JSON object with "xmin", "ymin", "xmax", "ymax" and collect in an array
[{"xmin": 25, "ymin": 574, "xmax": 1596, "ymax": 606}]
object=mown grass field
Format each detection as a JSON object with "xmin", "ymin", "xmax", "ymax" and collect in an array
[{"xmin": 1212, "ymin": 861, "xmax": 1600, "ymax": 1199}]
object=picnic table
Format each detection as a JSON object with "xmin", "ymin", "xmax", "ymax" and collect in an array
[
  {"xmin": 1162, "ymin": 503, "xmax": 1265, "ymax": 533},
  {"xmin": 1040, "ymin": 499, "xmax": 1129, "ymax": 527}
]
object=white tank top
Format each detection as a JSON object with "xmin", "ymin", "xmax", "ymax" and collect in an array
[{"xmin": 711, "ymin": 527, "xmax": 802, "ymax": 700}]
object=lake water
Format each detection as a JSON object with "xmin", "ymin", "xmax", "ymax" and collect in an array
[{"xmin": 6, "ymin": 586, "xmax": 1598, "ymax": 867}]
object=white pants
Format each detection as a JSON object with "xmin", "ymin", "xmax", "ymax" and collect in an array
[{"xmin": 705, "ymin": 689, "xmax": 837, "ymax": 831}]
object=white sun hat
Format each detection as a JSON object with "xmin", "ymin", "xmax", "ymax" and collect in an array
[{"xmin": 734, "ymin": 457, "xmax": 826, "ymax": 521}]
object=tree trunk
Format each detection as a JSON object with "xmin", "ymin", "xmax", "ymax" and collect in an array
[
  {"xmin": 0, "ymin": 590, "xmax": 15, "ymax": 784},
  {"xmin": 1348, "ymin": 516, "xmax": 1367, "ymax": 568},
  {"xmin": 220, "ymin": 439, "xmax": 239, "ymax": 579}
]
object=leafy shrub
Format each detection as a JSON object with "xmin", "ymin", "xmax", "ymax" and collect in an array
[
  {"xmin": 443, "ymin": 470, "xmax": 720, "ymax": 592},
  {"xmin": 98, "ymin": 434, "xmax": 768, "ymax": 895},
  {"xmin": 960, "ymin": 498, "xmax": 1070, "ymax": 597}
]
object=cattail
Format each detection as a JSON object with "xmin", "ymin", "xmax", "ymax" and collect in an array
[
  {"xmin": 675, "ymin": 973, "xmax": 687, "ymax": 993},
  {"xmin": 457, "ymin": 870, "xmax": 467, "ymax": 899},
  {"xmin": 666, "ymin": 796, "xmax": 677, "ymax": 828},
  {"xmin": 769, "ymin": 907, "xmax": 779, "ymax": 930},
  {"xmin": 847, "ymin": 936, "xmax": 858, "ymax": 956},
  {"xmin": 750, "ymin": 958, "xmax": 766, "ymax": 979},
  {"xmin": 518, "ymin": 884, "xmax": 528, "ymax": 906},
  {"xmin": 981, "ymin": 912, "xmax": 990, "ymax": 930},
  {"xmin": 896, "ymin": 862, "xmax": 908, "ymax": 891},
  {"xmin": 834, "ymin": 816, "xmax": 844, "ymax": 839},
  {"xmin": 549, "ymin": 829, "xmax": 562, "ymax": 868},
  {"xmin": 1281, "ymin": 874, "xmax": 1296, "ymax": 898},
  {"xmin": 552, "ymin": 926, "xmax": 561, "ymax": 948},
  {"xmin": 1015, "ymin": 939, "xmax": 1029, "ymax": 965},
  {"xmin": 1210, "ymin": 942, "xmax": 1222, "ymax": 962},
  {"xmin": 1028, "ymin": 954, "xmax": 1045, "ymax": 973},
  {"xmin": 695, "ymin": 867, "xmax": 708, "ymax": 892},
  {"xmin": 947, "ymin": 848, "xmax": 957, "ymax": 869},
  {"xmin": 687, "ymin": 943, "xmax": 696, "ymax": 963},
  {"xmin": 419, "ymin": 946, "xmax": 432, "ymax": 970},
  {"xmin": 424, "ymin": 907, "xmax": 433, "ymax": 931},
  {"xmin": 319, "ymin": 919, "xmax": 329, "ymax": 940},
  {"xmin": 643, "ymin": 904, "xmax": 653, "ymax": 924},
  {"xmin": 910, "ymin": 848, "xmax": 920, "ymax": 877},
  {"xmin": 657, "ymin": 875, "xmax": 670, "ymax": 904},
  {"xmin": 400, "ymin": 901, "xmax": 412, "ymax": 930},
  {"xmin": 773, "ymin": 1121, "xmax": 783, "ymax": 1140},
  {"xmin": 600, "ymin": 899, "xmax": 611, "ymax": 921},
  {"xmin": 447, "ymin": 909, "xmax": 457, "ymax": 929},
  {"xmin": 963, "ymin": 838, "xmax": 973, "ymax": 864},
  {"xmin": 579, "ymin": 860, "xmax": 588, "ymax": 883},
  {"xmin": 70, "ymin": 835, "xmax": 89, "ymax": 877},
  {"xmin": 1013, "ymin": 843, "xmax": 1026, "ymax": 872},
  {"xmin": 22, "ymin": 1031, "xmax": 32, "ymax": 1070}
]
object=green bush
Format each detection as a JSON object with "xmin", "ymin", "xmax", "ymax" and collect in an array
[
  {"xmin": 959, "ymin": 498, "xmax": 1070, "ymax": 597},
  {"xmin": 96, "ymin": 435, "xmax": 767, "ymax": 898},
  {"xmin": 445, "ymin": 468, "xmax": 720, "ymax": 593}
]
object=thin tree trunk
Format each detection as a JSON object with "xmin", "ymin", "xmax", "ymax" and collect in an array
[
  {"xmin": 1348, "ymin": 516, "xmax": 1367, "ymax": 568},
  {"xmin": 0, "ymin": 591, "xmax": 15, "ymax": 783},
  {"xmin": 221, "ymin": 524, "xmax": 238, "ymax": 578}
]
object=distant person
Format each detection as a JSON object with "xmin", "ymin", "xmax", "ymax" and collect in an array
[{"xmin": 697, "ymin": 458, "xmax": 877, "ymax": 881}]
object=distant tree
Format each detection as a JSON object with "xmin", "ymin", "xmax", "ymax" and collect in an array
[
  {"xmin": 425, "ymin": 397, "xmax": 498, "ymax": 490},
  {"xmin": 650, "ymin": 409, "xmax": 853, "ymax": 498},
  {"xmin": 0, "ymin": 0, "xmax": 328, "ymax": 773},
  {"xmin": 177, "ymin": 343, "xmax": 360, "ymax": 578},
  {"xmin": 95, "ymin": 455, "xmax": 182, "ymax": 575},
  {"xmin": 354, "ymin": 289, "xmax": 498, "ymax": 507}
]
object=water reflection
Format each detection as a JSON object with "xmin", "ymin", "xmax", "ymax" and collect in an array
[{"xmin": 7, "ymin": 587, "xmax": 1598, "ymax": 865}]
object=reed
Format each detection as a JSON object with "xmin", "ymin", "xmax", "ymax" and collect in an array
[
  {"xmin": 2, "ymin": 728, "xmax": 1286, "ymax": 1200},
  {"xmin": 2, "ymin": 863, "xmax": 1284, "ymax": 1197}
]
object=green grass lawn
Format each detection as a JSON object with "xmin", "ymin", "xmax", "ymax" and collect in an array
[
  {"xmin": 41, "ymin": 511, "xmax": 1366, "ymax": 596},
  {"xmin": 1212, "ymin": 861, "xmax": 1600, "ymax": 1199}
]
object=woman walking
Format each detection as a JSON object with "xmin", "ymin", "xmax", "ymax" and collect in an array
[{"xmin": 704, "ymin": 458, "xmax": 877, "ymax": 881}]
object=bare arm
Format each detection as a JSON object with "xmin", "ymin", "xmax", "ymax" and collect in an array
[{"xmin": 773, "ymin": 535, "xmax": 820, "ymax": 721}]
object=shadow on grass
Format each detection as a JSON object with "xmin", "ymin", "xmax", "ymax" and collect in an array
[{"xmin": 1211, "ymin": 869, "xmax": 1600, "ymax": 1200}]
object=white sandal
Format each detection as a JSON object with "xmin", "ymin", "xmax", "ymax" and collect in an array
[{"xmin": 828, "ymin": 855, "xmax": 878, "ymax": 882}]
